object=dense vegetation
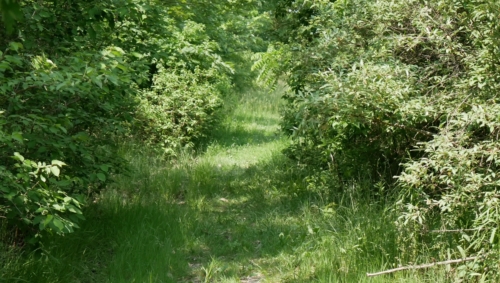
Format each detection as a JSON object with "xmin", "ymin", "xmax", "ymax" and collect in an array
[
  {"xmin": 2, "ymin": 0, "xmax": 500, "ymax": 281},
  {"xmin": 256, "ymin": 0, "xmax": 500, "ymax": 280},
  {"xmin": 0, "ymin": 0, "xmax": 268, "ymax": 242}
]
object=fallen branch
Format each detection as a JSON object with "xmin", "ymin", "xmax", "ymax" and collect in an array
[
  {"xmin": 429, "ymin": 228, "xmax": 479, "ymax": 233},
  {"xmin": 366, "ymin": 257, "xmax": 478, "ymax": 277}
]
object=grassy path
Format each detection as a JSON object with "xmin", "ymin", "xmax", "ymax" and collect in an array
[
  {"xmin": 105, "ymin": 86, "xmax": 319, "ymax": 282},
  {"xmin": 3, "ymin": 87, "xmax": 447, "ymax": 282}
]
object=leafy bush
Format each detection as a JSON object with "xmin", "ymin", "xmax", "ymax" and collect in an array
[
  {"xmin": 260, "ymin": 0, "xmax": 440, "ymax": 181},
  {"xmin": 0, "ymin": 43, "xmax": 134, "ymax": 241},
  {"xmin": 0, "ymin": 0, "xmax": 271, "ymax": 243},
  {"xmin": 259, "ymin": 0, "xmax": 500, "ymax": 279},
  {"xmin": 0, "ymin": 153, "xmax": 84, "ymax": 243},
  {"xmin": 134, "ymin": 66, "xmax": 226, "ymax": 154},
  {"xmin": 395, "ymin": 1, "xmax": 500, "ymax": 280}
]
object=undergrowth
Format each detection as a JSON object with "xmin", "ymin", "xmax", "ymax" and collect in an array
[{"xmin": 1, "ymin": 87, "xmax": 449, "ymax": 282}]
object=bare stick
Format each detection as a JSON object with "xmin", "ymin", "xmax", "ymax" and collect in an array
[
  {"xmin": 429, "ymin": 228, "xmax": 479, "ymax": 233},
  {"xmin": 366, "ymin": 257, "xmax": 478, "ymax": 277}
]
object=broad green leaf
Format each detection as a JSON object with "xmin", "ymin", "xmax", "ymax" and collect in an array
[
  {"xmin": 50, "ymin": 166, "xmax": 60, "ymax": 177},
  {"xmin": 56, "ymin": 82, "xmax": 67, "ymax": 90},
  {"xmin": 33, "ymin": 215, "xmax": 43, "ymax": 224},
  {"xmin": 92, "ymin": 76, "xmax": 103, "ymax": 88},
  {"xmin": 8, "ymin": 42, "xmax": 23, "ymax": 52},
  {"xmin": 116, "ymin": 64, "xmax": 128, "ymax": 71},
  {"xmin": 42, "ymin": 215, "xmax": 54, "ymax": 229},
  {"xmin": 96, "ymin": 173, "xmax": 106, "ymax": 182},
  {"xmin": 66, "ymin": 204, "xmax": 82, "ymax": 214},
  {"xmin": 99, "ymin": 165, "xmax": 110, "ymax": 172},
  {"xmin": 106, "ymin": 74, "xmax": 119, "ymax": 85},
  {"xmin": 130, "ymin": 52, "xmax": 143, "ymax": 58},
  {"xmin": 72, "ymin": 132, "xmax": 90, "ymax": 142},
  {"xmin": 53, "ymin": 204, "xmax": 64, "ymax": 210},
  {"xmin": 52, "ymin": 218, "xmax": 65, "ymax": 232},
  {"xmin": 11, "ymin": 132, "xmax": 23, "ymax": 142}
]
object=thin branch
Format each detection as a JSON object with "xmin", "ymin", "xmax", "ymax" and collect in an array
[
  {"xmin": 366, "ymin": 257, "xmax": 478, "ymax": 277},
  {"xmin": 429, "ymin": 228, "xmax": 479, "ymax": 233}
]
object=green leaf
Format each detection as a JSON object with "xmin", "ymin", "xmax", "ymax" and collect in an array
[
  {"xmin": 130, "ymin": 52, "xmax": 143, "ymax": 58},
  {"xmin": 11, "ymin": 132, "xmax": 23, "ymax": 142},
  {"xmin": 88, "ymin": 25, "xmax": 97, "ymax": 40},
  {"xmin": 56, "ymin": 82, "xmax": 67, "ymax": 90},
  {"xmin": 490, "ymin": 228, "xmax": 497, "ymax": 244},
  {"xmin": 66, "ymin": 204, "xmax": 82, "ymax": 214},
  {"xmin": 42, "ymin": 214, "xmax": 54, "ymax": 229},
  {"xmin": 50, "ymin": 166, "xmax": 60, "ymax": 177},
  {"xmin": 116, "ymin": 64, "xmax": 128, "ymax": 72},
  {"xmin": 106, "ymin": 74, "xmax": 119, "ymax": 85},
  {"xmin": 96, "ymin": 173, "xmax": 106, "ymax": 182},
  {"xmin": 57, "ymin": 125, "xmax": 67, "ymax": 134},
  {"xmin": 33, "ymin": 215, "xmax": 43, "ymax": 224},
  {"xmin": 52, "ymin": 218, "xmax": 65, "ymax": 232},
  {"xmin": 13, "ymin": 152, "xmax": 24, "ymax": 162},
  {"xmin": 0, "ymin": 0, "xmax": 23, "ymax": 33},
  {"xmin": 72, "ymin": 132, "xmax": 90, "ymax": 142},
  {"xmin": 457, "ymin": 246, "xmax": 466, "ymax": 258},
  {"xmin": 92, "ymin": 76, "xmax": 103, "ymax": 88},
  {"xmin": 0, "ymin": 186, "xmax": 10, "ymax": 193},
  {"xmin": 51, "ymin": 160, "xmax": 66, "ymax": 167},
  {"xmin": 53, "ymin": 204, "xmax": 64, "ymax": 211},
  {"xmin": 99, "ymin": 165, "xmax": 110, "ymax": 172}
]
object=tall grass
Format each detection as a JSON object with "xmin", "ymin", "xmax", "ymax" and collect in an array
[{"xmin": 1, "ymin": 86, "xmax": 448, "ymax": 282}]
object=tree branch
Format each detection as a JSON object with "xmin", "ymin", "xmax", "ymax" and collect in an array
[
  {"xmin": 366, "ymin": 257, "xmax": 478, "ymax": 277},
  {"xmin": 429, "ymin": 228, "xmax": 479, "ymax": 233}
]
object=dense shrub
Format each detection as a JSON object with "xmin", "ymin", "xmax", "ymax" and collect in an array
[
  {"xmin": 395, "ymin": 1, "xmax": 500, "ymax": 280},
  {"xmin": 0, "ymin": 0, "xmax": 169, "ymax": 241},
  {"xmin": 0, "ymin": 42, "xmax": 134, "ymax": 241},
  {"xmin": 134, "ymin": 66, "xmax": 227, "ymax": 154},
  {"xmin": 0, "ymin": 0, "xmax": 268, "ymax": 242},
  {"xmin": 257, "ymin": 0, "xmax": 500, "ymax": 279}
]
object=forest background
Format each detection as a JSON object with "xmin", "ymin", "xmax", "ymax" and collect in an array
[{"xmin": 1, "ymin": 0, "xmax": 500, "ymax": 282}]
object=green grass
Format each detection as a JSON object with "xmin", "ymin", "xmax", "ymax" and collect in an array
[{"xmin": 1, "ymin": 85, "xmax": 449, "ymax": 282}]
